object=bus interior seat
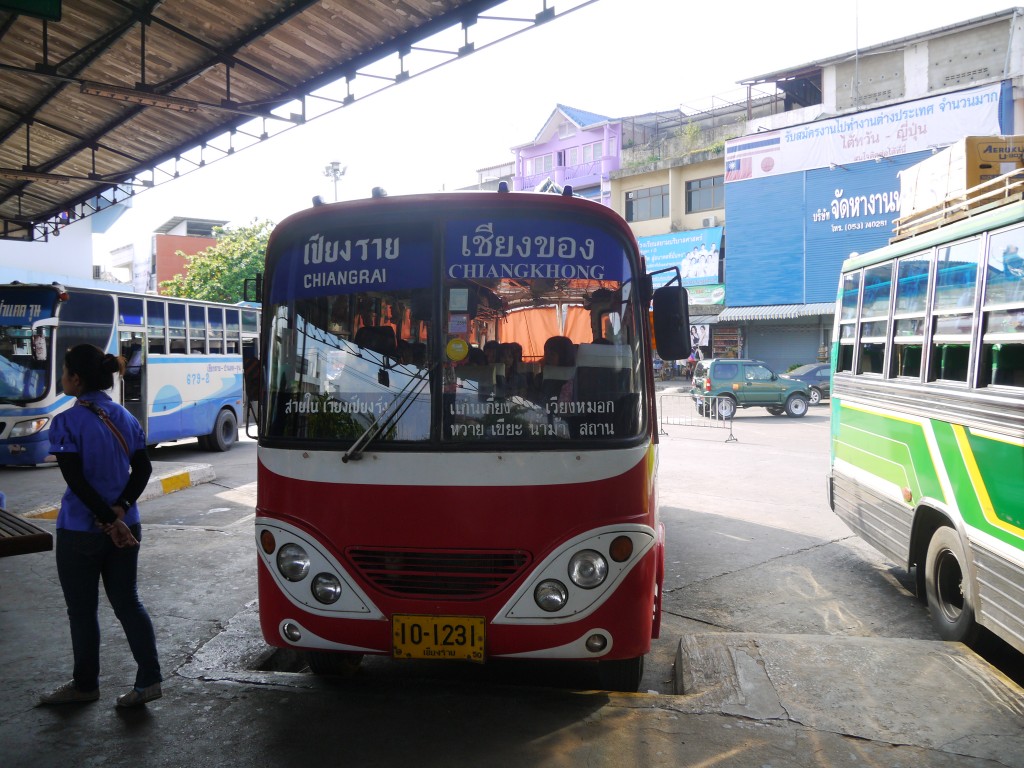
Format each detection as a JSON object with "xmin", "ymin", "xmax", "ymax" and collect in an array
[
  {"xmin": 354, "ymin": 326, "xmax": 398, "ymax": 358},
  {"xmin": 407, "ymin": 342, "xmax": 427, "ymax": 367},
  {"xmin": 991, "ymin": 343, "xmax": 1024, "ymax": 386},
  {"xmin": 540, "ymin": 365, "xmax": 575, "ymax": 400},
  {"xmin": 858, "ymin": 344, "xmax": 883, "ymax": 374},
  {"xmin": 897, "ymin": 345, "xmax": 922, "ymax": 377},
  {"xmin": 575, "ymin": 343, "xmax": 632, "ymax": 401},
  {"xmin": 170, "ymin": 339, "xmax": 186, "ymax": 354},
  {"xmin": 937, "ymin": 344, "xmax": 969, "ymax": 381},
  {"xmin": 458, "ymin": 364, "xmax": 497, "ymax": 386},
  {"xmin": 458, "ymin": 364, "xmax": 499, "ymax": 400}
]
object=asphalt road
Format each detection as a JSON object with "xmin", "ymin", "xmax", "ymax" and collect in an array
[{"xmin": 2, "ymin": 400, "xmax": 1023, "ymax": 767}]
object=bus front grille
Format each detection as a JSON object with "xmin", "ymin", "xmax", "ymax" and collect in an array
[{"xmin": 347, "ymin": 548, "xmax": 530, "ymax": 599}]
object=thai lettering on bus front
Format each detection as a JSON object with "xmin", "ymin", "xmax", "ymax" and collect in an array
[
  {"xmin": 0, "ymin": 301, "xmax": 45, "ymax": 323},
  {"xmin": 445, "ymin": 219, "xmax": 627, "ymax": 282},
  {"xmin": 269, "ymin": 224, "xmax": 433, "ymax": 302}
]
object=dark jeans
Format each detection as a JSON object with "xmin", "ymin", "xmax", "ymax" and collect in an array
[{"xmin": 56, "ymin": 525, "xmax": 162, "ymax": 691}]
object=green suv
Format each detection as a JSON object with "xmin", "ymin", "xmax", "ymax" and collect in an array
[{"xmin": 691, "ymin": 359, "xmax": 810, "ymax": 418}]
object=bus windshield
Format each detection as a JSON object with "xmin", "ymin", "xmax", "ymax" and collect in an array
[
  {"xmin": 0, "ymin": 286, "xmax": 61, "ymax": 402},
  {"xmin": 265, "ymin": 203, "xmax": 646, "ymax": 447}
]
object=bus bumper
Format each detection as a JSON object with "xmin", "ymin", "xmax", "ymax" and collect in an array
[
  {"xmin": 0, "ymin": 437, "xmax": 52, "ymax": 466},
  {"xmin": 256, "ymin": 548, "xmax": 657, "ymax": 663}
]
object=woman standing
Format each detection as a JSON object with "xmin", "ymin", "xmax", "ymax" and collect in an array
[{"xmin": 37, "ymin": 344, "xmax": 162, "ymax": 708}]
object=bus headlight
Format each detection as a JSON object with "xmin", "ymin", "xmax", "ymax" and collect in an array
[
  {"xmin": 534, "ymin": 580, "xmax": 568, "ymax": 612},
  {"xmin": 277, "ymin": 543, "xmax": 311, "ymax": 582},
  {"xmin": 10, "ymin": 417, "xmax": 49, "ymax": 438},
  {"xmin": 311, "ymin": 573, "xmax": 342, "ymax": 604},
  {"xmin": 568, "ymin": 550, "xmax": 608, "ymax": 589}
]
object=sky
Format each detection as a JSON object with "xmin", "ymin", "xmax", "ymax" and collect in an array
[{"xmin": 92, "ymin": 0, "xmax": 1019, "ymax": 263}]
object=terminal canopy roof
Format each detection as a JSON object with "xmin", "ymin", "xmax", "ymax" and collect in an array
[{"xmin": 0, "ymin": 0, "xmax": 585, "ymax": 242}]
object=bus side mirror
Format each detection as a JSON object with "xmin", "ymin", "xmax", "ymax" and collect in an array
[
  {"xmin": 244, "ymin": 274, "xmax": 263, "ymax": 304},
  {"xmin": 651, "ymin": 285, "xmax": 690, "ymax": 361}
]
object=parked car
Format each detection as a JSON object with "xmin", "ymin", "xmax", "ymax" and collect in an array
[
  {"xmin": 691, "ymin": 359, "xmax": 811, "ymax": 418},
  {"xmin": 781, "ymin": 363, "xmax": 831, "ymax": 406}
]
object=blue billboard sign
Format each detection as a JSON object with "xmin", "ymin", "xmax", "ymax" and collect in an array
[{"xmin": 640, "ymin": 227, "xmax": 723, "ymax": 289}]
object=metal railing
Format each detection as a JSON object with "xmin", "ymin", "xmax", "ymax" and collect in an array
[{"xmin": 658, "ymin": 394, "xmax": 737, "ymax": 442}]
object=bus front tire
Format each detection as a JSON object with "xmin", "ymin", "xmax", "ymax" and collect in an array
[
  {"xmin": 206, "ymin": 409, "xmax": 237, "ymax": 452},
  {"xmin": 306, "ymin": 651, "xmax": 363, "ymax": 678},
  {"xmin": 924, "ymin": 526, "xmax": 980, "ymax": 645},
  {"xmin": 597, "ymin": 655, "xmax": 644, "ymax": 692}
]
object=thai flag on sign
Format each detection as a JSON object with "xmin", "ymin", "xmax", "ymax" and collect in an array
[{"xmin": 725, "ymin": 157, "xmax": 751, "ymax": 181}]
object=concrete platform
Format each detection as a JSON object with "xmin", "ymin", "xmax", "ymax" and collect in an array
[{"xmin": 674, "ymin": 632, "xmax": 1024, "ymax": 763}]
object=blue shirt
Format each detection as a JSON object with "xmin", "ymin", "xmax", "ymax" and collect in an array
[{"xmin": 49, "ymin": 391, "xmax": 147, "ymax": 532}]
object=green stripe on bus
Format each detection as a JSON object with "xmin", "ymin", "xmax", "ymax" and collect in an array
[
  {"xmin": 835, "ymin": 403, "xmax": 1024, "ymax": 545},
  {"xmin": 961, "ymin": 427, "xmax": 1024, "ymax": 539},
  {"xmin": 835, "ymin": 405, "xmax": 940, "ymax": 503}
]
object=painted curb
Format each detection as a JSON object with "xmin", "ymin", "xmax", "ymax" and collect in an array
[{"xmin": 21, "ymin": 463, "xmax": 217, "ymax": 520}]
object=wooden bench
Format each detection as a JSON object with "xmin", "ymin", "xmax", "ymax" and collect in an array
[{"xmin": 0, "ymin": 508, "xmax": 53, "ymax": 557}]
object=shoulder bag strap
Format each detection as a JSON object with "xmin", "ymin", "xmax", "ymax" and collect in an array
[{"xmin": 76, "ymin": 399, "xmax": 131, "ymax": 458}]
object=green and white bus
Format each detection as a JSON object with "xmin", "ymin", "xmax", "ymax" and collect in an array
[{"xmin": 828, "ymin": 193, "xmax": 1024, "ymax": 654}]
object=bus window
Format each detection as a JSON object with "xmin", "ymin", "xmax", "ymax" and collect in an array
[
  {"xmin": 226, "ymin": 309, "xmax": 241, "ymax": 354},
  {"xmin": 986, "ymin": 227, "xmax": 1024, "ymax": 306},
  {"xmin": 857, "ymin": 264, "xmax": 891, "ymax": 375},
  {"xmin": 980, "ymin": 226, "xmax": 1024, "ymax": 387},
  {"xmin": 168, "ymin": 303, "xmax": 186, "ymax": 353},
  {"xmin": 147, "ymin": 300, "xmax": 166, "ymax": 355},
  {"xmin": 208, "ymin": 307, "xmax": 224, "ymax": 354},
  {"xmin": 189, "ymin": 305, "xmax": 207, "ymax": 353},
  {"xmin": 930, "ymin": 240, "xmax": 980, "ymax": 383},
  {"xmin": 442, "ymin": 227, "xmax": 641, "ymax": 443},
  {"xmin": 242, "ymin": 310, "xmax": 258, "ymax": 334},
  {"xmin": 836, "ymin": 272, "xmax": 859, "ymax": 372},
  {"xmin": 118, "ymin": 297, "xmax": 144, "ymax": 326},
  {"xmin": 890, "ymin": 253, "xmax": 930, "ymax": 379}
]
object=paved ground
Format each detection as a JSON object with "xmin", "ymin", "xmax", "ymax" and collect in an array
[{"xmin": 2, "ymin": 410, "xmax": 1023, "ymax": 768}]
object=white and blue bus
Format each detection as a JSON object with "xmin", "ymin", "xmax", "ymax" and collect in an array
[{"xmin": 0, "ymin": 282, "xmax": 259, "ymax": 465}]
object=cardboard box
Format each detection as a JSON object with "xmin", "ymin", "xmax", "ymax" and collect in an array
[{"xmin": 898, "ymin": 135, "xmax": 1024, "ymax": 220}]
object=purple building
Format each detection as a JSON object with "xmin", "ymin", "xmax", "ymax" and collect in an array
[{"xmin": 512, "ymin": 105, "xmax": 623, "ymax": 205}]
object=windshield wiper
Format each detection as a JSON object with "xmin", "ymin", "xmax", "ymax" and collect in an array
[{"xmin": 342, "ymin": 365, "xmax": 432, "ymax": 463}]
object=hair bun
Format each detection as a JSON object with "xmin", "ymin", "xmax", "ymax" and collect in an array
[{"xmin": 101, "ymin": 354, "xmax": 122, "ymax": 373}]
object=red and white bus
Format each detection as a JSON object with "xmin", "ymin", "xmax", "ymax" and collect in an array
[{"xmin": 254, "ymin": 189, "xmax": 689, "ymax": 690}]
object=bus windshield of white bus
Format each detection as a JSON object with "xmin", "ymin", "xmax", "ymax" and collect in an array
[
  {"xmin": 264, "ymin": 207, "xmax": 647, "ymax": 447},
  {"xmin": 0, "ymin": 285, "xmax": 63, "ymax": 402}
]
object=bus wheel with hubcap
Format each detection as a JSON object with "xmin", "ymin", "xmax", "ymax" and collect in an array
[
  {"xmin": 925, "ymin": 526, "xmax": 979, "ymax": 645},
  {"xmin": 597, "ymin": 655, "xmax": 644, "ymax": 692},
  {"xmin": 306, "ymin": 651, "xmax": 363, "ymax": 678},
  {"xmin": 206, "ymin": 409, "xmax": 237, "ymax": 452},
  {"xmin": 784, "ymin": 394, "xmax": 809, "ymax": 417},
  {"xmin": 713, "ymin": 396, "xmax": 737, "ymax": 420}
]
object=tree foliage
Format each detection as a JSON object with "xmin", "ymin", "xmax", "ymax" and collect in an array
[{"xmin": 159, "ymin": 218, "xmax": 272, "ymax": 303}]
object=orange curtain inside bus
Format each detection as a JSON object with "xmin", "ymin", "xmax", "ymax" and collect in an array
[{"xmin": 501, "ymin": 305, "xmax": 594, "ymax": 361}]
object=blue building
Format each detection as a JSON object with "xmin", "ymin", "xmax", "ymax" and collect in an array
[{"xmin": 608, "ymin": 8, "xmax": 1023, "ymax": 371}]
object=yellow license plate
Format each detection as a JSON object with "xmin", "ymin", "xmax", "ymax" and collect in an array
[{"xmin": 392, "ymin": 614, "xmax": 485, "ymax": 663}]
